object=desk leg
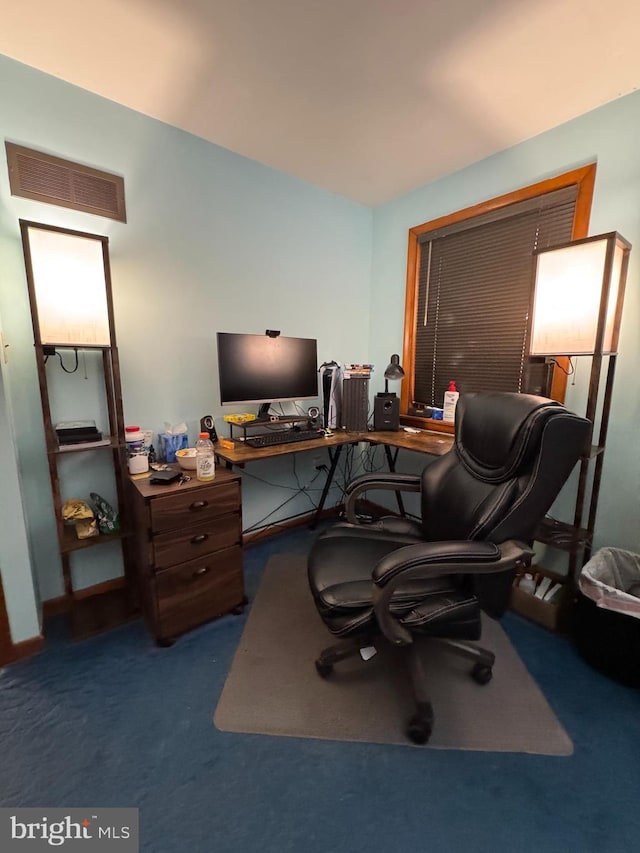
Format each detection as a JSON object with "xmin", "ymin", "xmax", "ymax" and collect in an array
[
  {"xmin": 310, "ymin": 444, "xmax": 344, "ymax": 530},
  {"xmin": 215, "ymin": 454, "xmax": 234, "ymax": 471},
  {"xmin": 383, "ymin": 444, "xmax": 406, "ymax": 517}
]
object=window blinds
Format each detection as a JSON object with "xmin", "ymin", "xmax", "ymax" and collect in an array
[{"xmin": 414, "ymin": 185, "xmax": 578, "ymax": 407}]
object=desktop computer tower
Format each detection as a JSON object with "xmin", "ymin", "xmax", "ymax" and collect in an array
[
  {"xmin": 373, "ymin": 394, "xmax": 400, "ymax": 431},
  {"xmin": 319, "ymin": 361, "xmax": 341, "ymax": 429},
  {"xmin": 341, "ymin": 375, "xmax": 370, "ymax": 431}
]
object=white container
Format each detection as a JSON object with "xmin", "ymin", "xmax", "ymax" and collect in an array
[
  {"xmin": 195, "ymin": 431, "xmax": 215, "ymax": 482},
  {"xmin": 443, "ymin": 381, "xmax": 459, "ymax": 423},
  {"xmin": 125, "ymin": 425, "xmax": 149, "ymax": 475},
  {"xmin": 518, "ymin": 572, "xmax": 536, "ymax": 595}
]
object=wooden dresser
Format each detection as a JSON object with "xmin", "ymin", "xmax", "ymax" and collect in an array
[{"xmin": 129, "ymin": 467, "xmax": 244, "ymax": 645}]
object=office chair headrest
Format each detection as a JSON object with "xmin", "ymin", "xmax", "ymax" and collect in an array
[{"xmin": 455, "ymin": 392, "xmax": 564, "ymax": 483}]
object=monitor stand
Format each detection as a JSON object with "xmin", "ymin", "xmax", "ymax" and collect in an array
[
  {"xmin": 255, "ymin": 402, "xmax": 285, "ymax": 422},
  {"xmin": 254, "ymin": 403, "xmax": 297, "ymax": 424},
  {"xmin": 257, "ymin": 403, "xmax": 271, "ymax": 421}
]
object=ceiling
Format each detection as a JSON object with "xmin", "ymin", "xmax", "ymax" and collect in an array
[{"xmin": 2, "ymin": 0, "xmax": 640, "ymax": 206}]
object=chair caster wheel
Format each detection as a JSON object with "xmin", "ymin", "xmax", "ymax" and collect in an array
[
  {"xmin": 315, "ymin": 659, "xmax": 333, "ymax": 678},
  {"xmin": 471, "ymin": 663, "xmax": 493, "ymax": 685},
  {"xmin": 406, "ymin": 703, "xmax": 434, "ymax": 745}
]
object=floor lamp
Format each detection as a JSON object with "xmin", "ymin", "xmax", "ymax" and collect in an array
[{"xmin": 530, "ymin": 231, "xmax": 631, "ymax": 573}]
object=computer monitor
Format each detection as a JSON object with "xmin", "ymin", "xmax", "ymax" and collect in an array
[{"xmin": 217, "ymin": 332, "xmax": 319, "ymax": 419}]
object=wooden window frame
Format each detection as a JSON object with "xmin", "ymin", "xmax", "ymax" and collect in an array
[{"xmin": 400, "ymin": 164, "xmax": 597, "ymax": 433}]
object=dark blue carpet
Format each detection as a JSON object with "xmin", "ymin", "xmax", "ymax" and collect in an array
[{"xmin": 1, "ymin": 527, "xmax": 640, "ymax": 852}]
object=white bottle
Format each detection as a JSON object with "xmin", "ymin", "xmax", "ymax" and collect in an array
[
  {"xmin": 125, "ymin": 425, "xmax": 149, "ymax": 475},
  {"xmin": 443, "ymin": 380, "xmax": 459, "ymax": 423},
  {"xmin": 518, "ymin": 572, "xmax": 536, "ymax": 595},
  {"xmin": 196, "ymin": 431, "xmax": 215, "ymax": 482}
]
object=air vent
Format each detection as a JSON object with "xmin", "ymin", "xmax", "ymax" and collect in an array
[{"xmin": 5, "ymin": 142, "xmax": 126, "ymax": 223}]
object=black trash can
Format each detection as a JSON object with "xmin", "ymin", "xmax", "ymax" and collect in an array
[{"xmin": 573, "ymin": 548, "xmax": 640, "ymax": 687}]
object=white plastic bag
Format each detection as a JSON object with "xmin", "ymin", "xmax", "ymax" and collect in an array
[{"xmin": 579, "ymin": 547, "xmax": 640, "ymax": 620}]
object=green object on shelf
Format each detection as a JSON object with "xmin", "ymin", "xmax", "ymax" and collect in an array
[{"xmin": 90, "ymin": 492, "xmax": 119, "ymax": 534}]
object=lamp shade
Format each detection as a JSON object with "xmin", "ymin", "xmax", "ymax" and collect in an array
[
  {"xmin": 384, "ymin": 353, "xmax": 405, "ymax": 381},
  {"xmin": 23, "ymin": 223, "xmax": 111, "ymax": 347},
  {"xmin": 530, "ymin": 232, "xmax": 630, "ymax": 357}
]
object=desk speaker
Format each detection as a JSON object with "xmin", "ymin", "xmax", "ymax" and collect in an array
[
  {"xmin": 200, "ymin": 415, "xmax": 218, "ymax": 442},
  {"xmin": 307, "ymin": 406, "xmax": 322, "ymax": 430},
  {"xmin": 373, "ymin": 394, "xmax": 400, "ymax": 431}
]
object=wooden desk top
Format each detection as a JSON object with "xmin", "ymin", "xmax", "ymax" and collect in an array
[
  {"xmin": 129, "ymin": 464, "xmax": 240, "ymax": 498},
  {"xmin": 369, "ymin": 429, "xmax": 454, "ymax": 456},
  {"xmin": 214, "ymin": 428, "xmax": 454, "ymax": 466}
]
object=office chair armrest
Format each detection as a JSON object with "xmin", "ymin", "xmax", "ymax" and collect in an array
[
  {"xmin": 344, "ymin": 473, "xmax": 421, "ymax": 524},
  {"xmin": 371, "ymin": 539, "xmax": 533, "ymax": 645}
]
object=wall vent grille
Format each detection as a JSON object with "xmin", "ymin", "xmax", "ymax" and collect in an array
[{"xmin": 5, "ymin": 142, "xmax": 126, "ymax": 222}]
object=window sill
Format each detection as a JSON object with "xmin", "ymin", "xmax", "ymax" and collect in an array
[{"xmin": 400, "ymin": 415, "xmax": 454, "ymax": 435}]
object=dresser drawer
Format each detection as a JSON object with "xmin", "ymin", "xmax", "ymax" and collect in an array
[
  {"xmin": 149, "ymin": 481, "xmax": 241, "ymax": 533},
  {"xmin": 152, "ymin": 514, "xmax": 241, "ymax": 570},
  {"xmin": 155, "ymin": 546, "xmax": 244, "ymax": 639}
]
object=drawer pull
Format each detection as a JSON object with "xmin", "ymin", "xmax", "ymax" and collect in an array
[
  {"xmin": 192, "ymin": 566, "xmax": 209, "ymax": 576},
  {"xmin": 191, "ymin": 533, "xmax": 209, "ymax": 545},
  {"xmin": 189, "ymin": 500, "xmax": 209, "ymax": 511}
]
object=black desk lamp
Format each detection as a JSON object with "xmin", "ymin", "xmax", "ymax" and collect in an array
[
  {"xmin": 383, "ymin": 353, "xmax": 405, "ymax": 393},
  {"xmin": 374, "ymin": 354, "xmax": 404, "ymax": 430}
]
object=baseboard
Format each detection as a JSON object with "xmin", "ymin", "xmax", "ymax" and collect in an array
[
  {"xmin": 42, "ymin": 577, "xmax": 136, "ymax": 641},
  {"xmin": 42, "ymin": 576, "xmax": 129, "ymax": 620},
  {"xmin": 242, "ymin": 499, "xmax": 405, "ymax": 546},
  {"xmin": 73, "ymin": 575, "xmax": 128, "ymax": 600},
  {"xmin": 70, "ymin": 585, "xmax": 138, "ymax": 641},
  {"xmin": 354, "ymin": 498, "xmax": 400, "ymax": 517},
  {"xmin": 243, "ymin": 506, "xmax": 341, "ymax": 545},
  {"xmin": 42, "ymin": 594, "xmax": 70, "ymax": 619},
  {"xmin": 0, "ymin": 575, "xmax": 44, "ymax": 666},
  {"xmin": 0, "ymin": 633, "xmax": 45, "ymax": 667}
]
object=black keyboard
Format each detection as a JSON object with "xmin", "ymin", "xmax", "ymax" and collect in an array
[{"xmin": 244, "ymin": 429, "xmax": 324, "ymax": 448}]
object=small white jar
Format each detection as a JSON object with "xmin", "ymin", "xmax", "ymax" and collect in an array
[{"xmin": 125, "ymin": 425, "xmax": 149, "ymax": 474}]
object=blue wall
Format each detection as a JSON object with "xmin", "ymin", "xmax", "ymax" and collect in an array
[
  {"xmin": 2, "ymin": 50, "xmax": 640, "ymax": 643},
  {"xmin": 370, "ymin": 92, "xmax": 640, "ymax": 560},
  {"xmin": 0, "ymin": 55, "xmax": 372, "ymax": 633}
]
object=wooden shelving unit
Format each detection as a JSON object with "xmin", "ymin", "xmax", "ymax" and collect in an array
[
  {"xmin": 20, "ymin": 221, "xmax": 137, "ymax": 639},
  {"xmin": 512, "ymin": 232, "xmax": 632, "ymax": 631}
]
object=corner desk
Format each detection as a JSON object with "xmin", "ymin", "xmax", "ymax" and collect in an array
[
  {"xmin": 215, "ymin": 428, "xmax": 454, "ymax": 527},
  {"xmin": 128, "ymin": 429, "xmax": 454, "ymax": 644}
]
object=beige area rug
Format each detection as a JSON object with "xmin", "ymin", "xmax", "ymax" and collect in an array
[{"xmin": 214, "ymin": 554, "xmax": 573, "ymax": 753}]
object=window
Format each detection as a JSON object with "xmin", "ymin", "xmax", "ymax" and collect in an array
[{"xmin": 401, "ymin": 165, "xmax": 596, "ymax": 430}]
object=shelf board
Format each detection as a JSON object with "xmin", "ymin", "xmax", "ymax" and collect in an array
[
  {"xmin": 51, "ymin": 436, "xmax": 122, "ymax": 455},
  {"xmin": 37, "ymin": 343, "xmax": 113, "ymax": 351},
  {"xmin": 70, "ymin": 586, "xmax": 138, "ymax": 640},
  {"xmin": 60, "ymin": 526, "xmax": 128, "ymax": 554},
  {"xmin": 535, "ymin": 517, "xmax": 592, "ymax": 553},
  {"xmin": 584, "ymin": 444, "xmax": 604, "ymax": 459},
  {"xmin": 229, "ymin": 415, "xmax": 308, "ymax": 438}
]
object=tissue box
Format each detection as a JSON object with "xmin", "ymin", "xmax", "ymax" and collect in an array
[{"xmin": 159, "ymin": 432, "xmax": 188, "ymax": 462}]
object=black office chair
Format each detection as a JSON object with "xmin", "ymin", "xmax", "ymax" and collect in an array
[{"xmin": 307, "ymin": 392, "xmax": 590, "ymax": 744}]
